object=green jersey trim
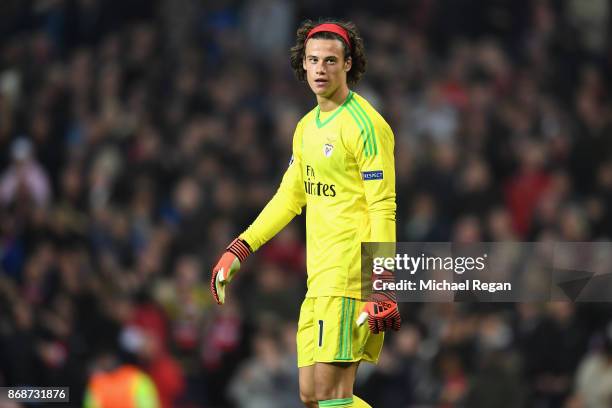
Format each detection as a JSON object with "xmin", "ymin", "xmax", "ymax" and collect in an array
[
  {"xmin": 335, "ymin": 298, "xmax": 347, "ymax": 359},
  {"xmin": 335, "ymin": 297, "xmax": 355, "ymax": 360},
  {"xmin": 349, "ymin": 98, "xmax": 378, "ymax": 156},
  {"xmin": 345, "ymin": 102, "xmax": 372, "ymax": 157},
  {"xmin": 315, "ymin": 91, "xmax": 354, "ymax": 128}
]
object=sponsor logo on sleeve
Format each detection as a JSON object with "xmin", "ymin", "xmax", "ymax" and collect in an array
[{"xmin": 362, "ymin": 170, "xmax": 384, "ymax": 180}]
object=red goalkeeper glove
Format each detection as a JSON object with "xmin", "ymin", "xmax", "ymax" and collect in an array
[
  {"xmin": 210, "ymin": 238, "xmax": 251, "ymax": 305},
  {"xmin": 357, "ymin": 270, "xmax": 401, "ymax": 334}
]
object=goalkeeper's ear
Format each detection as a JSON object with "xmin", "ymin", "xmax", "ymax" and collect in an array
[{"xmin": 344, "ymin": 56, "xmax": 352, "ymax": 72}]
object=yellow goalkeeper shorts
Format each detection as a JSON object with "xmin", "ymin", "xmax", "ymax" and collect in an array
[{"xmin": 296, "ymin": 296, "xmax": 384, "ymax": 367}]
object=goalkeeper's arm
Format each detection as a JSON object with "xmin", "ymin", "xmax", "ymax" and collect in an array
[
  {"xmin": 210, "ymin": 121, "xmax": 306, "ymax": 304},
  {"xmin": 352, "ymin": 117, "xmax": 400, "ymax": 332}
]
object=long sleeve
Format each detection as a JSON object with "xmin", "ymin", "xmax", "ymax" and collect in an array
[
  {"xmin": 240, "ymin": 121, "xmax": 307, "ymax": 251},
  {"xmin": 350, "ymin": 116, "xmax": 396, "ymax": 243}
]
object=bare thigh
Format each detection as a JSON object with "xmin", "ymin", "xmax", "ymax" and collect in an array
[
  {"xmin": 313, "ymin": 361, "xmax": 359, "ymax": 402},
  {"xmin": 299, "ymin": 364, "xmax": 317, "ymax": 408}
]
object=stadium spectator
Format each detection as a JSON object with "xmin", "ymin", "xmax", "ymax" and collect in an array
[
  {"xmin": 0, "ymin": 137, "xmax": 51, "ymax": 209},
  {"xmin": 573, "ymin": 321, "xmax": 612, "ymax": 408}
]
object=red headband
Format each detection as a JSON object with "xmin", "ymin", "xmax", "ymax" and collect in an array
[{"xmin": 306, "ymin": 23, "xmax": 351, "ymax": 51}]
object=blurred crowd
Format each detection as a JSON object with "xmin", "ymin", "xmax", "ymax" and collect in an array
[{"xmin": 1, "ymin": 0, "xmax": 612, "ymax": 407}]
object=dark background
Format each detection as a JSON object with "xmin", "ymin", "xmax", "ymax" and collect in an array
[{"xmin": 1, "ymin": 0, "xmax": 612, "ymax": 407}]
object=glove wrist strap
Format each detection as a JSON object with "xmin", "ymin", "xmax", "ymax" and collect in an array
[{"xmin": 227, "ymin": 238, "xmax": 252, "ymax": 263}]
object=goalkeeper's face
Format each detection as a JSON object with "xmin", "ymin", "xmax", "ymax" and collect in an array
[{"xmin": 302, "ymin": 38, "xmax": 351, "ymax": 98}]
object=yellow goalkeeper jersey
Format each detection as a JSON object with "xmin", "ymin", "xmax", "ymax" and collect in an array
[{"xmin": 241, "ymin": 91, "xmax": 396, "ymax": 298}]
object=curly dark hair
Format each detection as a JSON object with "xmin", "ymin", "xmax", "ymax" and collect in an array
[{"xmin": 290, "ymin": 19, "xmax": 367, "ymax": 86}]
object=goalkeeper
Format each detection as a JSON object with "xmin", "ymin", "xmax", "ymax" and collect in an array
[{"xmin": 211, "ymin": 18, "xmax": 400, "ymax": 408}]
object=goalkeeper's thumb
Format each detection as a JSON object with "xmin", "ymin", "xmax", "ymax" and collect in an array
[
  {"xmin": 215, "ymin": 252, "xmax": 241, "ymax": 283},
  {"xmin": 211, "ymin": 238, "xmax": 251, "ymax": 305}
]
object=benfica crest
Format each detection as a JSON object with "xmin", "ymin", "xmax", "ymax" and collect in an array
[{"xmin": 323, "ymin": 143, "xmax": 334, "ymax": 157}]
